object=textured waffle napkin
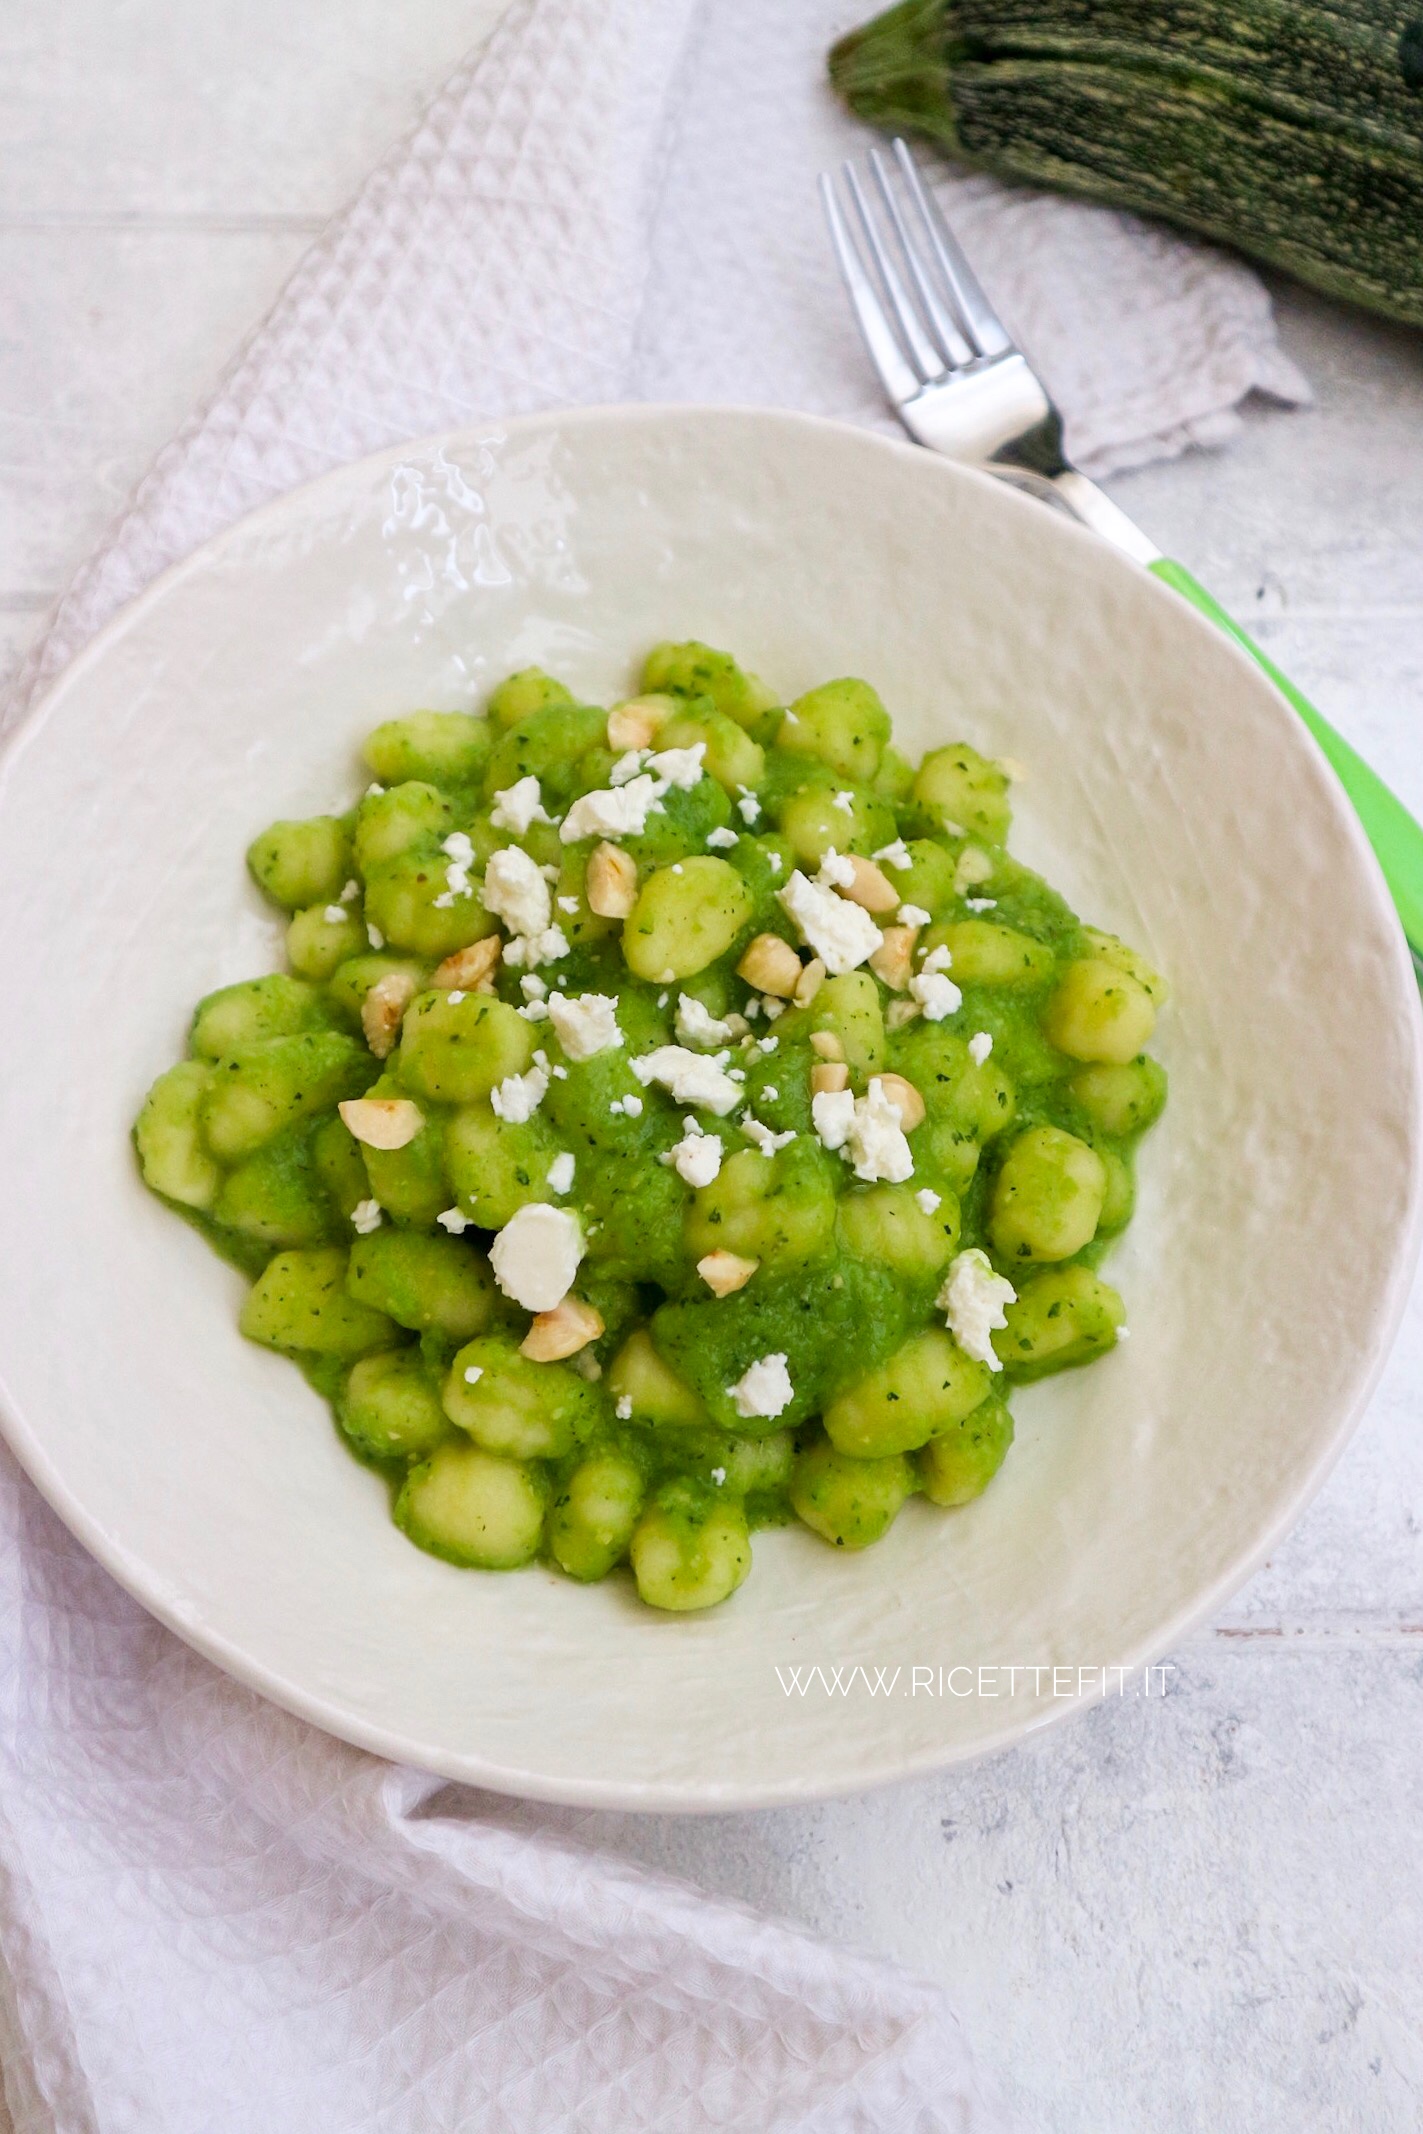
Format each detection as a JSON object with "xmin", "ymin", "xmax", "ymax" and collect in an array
[{"xmin": 0, "ymin": 0, "xmax": 1309, "ymax": 2127}]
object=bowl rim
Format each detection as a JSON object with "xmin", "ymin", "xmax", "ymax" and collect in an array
[{"xmin": 2, "ymin": 399, "xmax": 1420, "ymax": 1813}]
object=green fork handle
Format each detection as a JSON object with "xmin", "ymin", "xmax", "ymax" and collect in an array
[{"xmin": 1151, "ymin": 559, "xmax": 1423, "ymax": 979}]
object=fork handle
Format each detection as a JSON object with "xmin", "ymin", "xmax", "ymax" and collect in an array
[{"xmin": 1149, "ymin": 560, "xmax": 1423, "ymax": 973}]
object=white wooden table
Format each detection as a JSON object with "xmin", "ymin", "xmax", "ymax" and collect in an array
[{"xmin": 3, "ymin": 6, "xmax": 1421, "ymax": 2128}]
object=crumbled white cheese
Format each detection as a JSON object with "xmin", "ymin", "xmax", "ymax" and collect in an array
[
  {"xmin": 365, "ymin": 783, "xmax": 385, "ymax": 798},
  {"xmin": 367, "ymin": 924, "xmax": 385, "ymax": 950},
  {"xmin": 490, "ymin": 775, "xmax": 553, "ymax": 834},
  {"xmin": 629, "ymin": 1046, "xmax": 743, "ymax": 1114},
  {"xmin": 463, "ymin": 1365, "xmax": 483, "ymax": 1384},
  {"xmin": 760, "ymin": 997, "xmax": 786, "ymax": 1022},
  {"xmin": 609, "ymin": 748, "xmax": 649, "ymax": 786},
  {"xmin": 340, "ymin": 879, "xmax": 360, "ymax": 903},
  {"xmin": 667, "ymin": 1119, "xmax": 723, "ymax": 1187},
  {"xmin": 832, "ymin": 790, "xmax": 855, "ymax": 815},
  {"xmin": 557, "ymin": 896, "xmax": 579, "ymax": 915},
  {"xmin": 728, "ymin": 1353, "xmax": 794, "ymax": 1420},
  {"xmin": 814, "ymin": 1081, "xmax": 916, "ymax": 1181},
  {"xmin": 447, "ymin": 990, "xmax": 466, "ymax": 1005},
  {"xmin": 911, "ymin": 970, "xmax": 963, "ymax": 1021},
  {"xmin": 845, "ymin": 1077, "xmax": 915, "ymax": 1183},
  {"xmin": 757, "ymin": 1035, "xmax": 779, "ymax": 1055},
  {"xmin": 482, "ymin": 844, "xmax": 551, "ymax": 939},
  {"xmin": 676, "ymin": 995, "xmax": 739, "ymax": 1049},
  {"xmin": 490, "ymin": 1062, "xmax": 549, "ymax": 1123},
  {"xmin": 547, "ymin": 1151, "xmax": 576, "ymax": 1195},
  {"xmin": 811, "ymin": 1087, "xmax": 857, "ymax": 1153},
  {"xmin": 520, "ymin": 974, "xmax": 548, "ymax": 1000},
  {"xmin": 816, "ymin": 848, "xmax": 857, "ymax": 890},
  {"xmin": 431, "ymin": 830, "xmax": 477, "ymax": 909},
  {"xmin": 965, "ymin": 896, "xmax": 997, "ymax": 912},
  {"xmin": 350, "ymin": 1198, "xmax": 383, "ymax": 1234},
  {"xmin": 742, "ymin": 1116, "xmax": 796, "ymax": 1157},
  {"xmin": 736, "ymin": 786, "xmax": 762, "ymax": 826},
  {"xmin": 518, "ymin": 1000, "xmax": 550, "ymax": 1021},
  {"xmin": 615, "ymin": 1394, "xmax": 634, "ymax": 1420},
  {"xmin": 875, "ymin": 840, "xmax": 912, "ymax": 871},
  {"xmin": 501, "ymin": 924, "xmax": 569, "ymax": 969},
  {"xmin": 323, "ymin": 904, "xmax": 347, "ymax": 924},
  {"xmin": 488, "ymin": 1203, "xmax": 584, "ymax": 1312},
  {"xmin": 706, "ymin": 826, "xmax": 739, "ymax": 850},
  {"xmin": 938, "ymin": 1249, "xmax": 1016, "ymax": 1372},
  {"xmin": 916, "ymin": 1188, "xmax": 942, "ymax": 1215},
  {"xmin": 767, "ymin": 852, "xmax": 782, "ymax": 873},
  {"xmin": 608, "ymin": 1093, "xmax": 644, "ymax": 1118},
  {"xmin": 761, "ymin": 1085, "xmax": 779, "ymax": 1102},
  {"xmin": 777, "ymin": 870, "xmax": 882, "ymax": 975},
  {"xmin": 968, "ymin": 1031, "xmax": 994, "ymax": 1066},
  {"xmin": 437, "ymin": 1208, "xmax": 471, "ymax": 1234},
  {"xmin": 898, "ymin": 903, "xmax": 932, "ymax": 928},
  {"xmin": 711, "ymin": 1467, "xmax": 726, "ymax": 1486},
  {"xmin": 646, "ymin": 741, "xmax": 706, "ymax": 790},
  {"xmin": 548, "ymin": 990, "xmax": 623, "ymax": 1060},
  {"xmin": 921, "ymin": 945, "xmax": 952, "ymax": 974},
  {"xmin": 560, "ymin": 775, "xmax": 666, "ymax": 843}
]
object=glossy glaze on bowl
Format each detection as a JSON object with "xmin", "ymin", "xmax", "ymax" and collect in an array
[{"xmin": 0, "ymin": 407, "xmax": 1416, "ymax": 1809}]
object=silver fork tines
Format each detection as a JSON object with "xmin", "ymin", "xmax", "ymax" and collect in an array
[
  {"xmin": 889, "ymin": 140, "xmax": 1012, "ymax": 360},
  {"xmin": 821, "ymin": 137, "xmax": 1161, "ymax": 563},
  {"xmin": 821, "ymin": 139, "xmax": 1012, "ymax": 405}
]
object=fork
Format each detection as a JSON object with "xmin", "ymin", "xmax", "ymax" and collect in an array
[{"xmin": 821, "ymin": 139, "xmax": 1423, "ymax": 979}]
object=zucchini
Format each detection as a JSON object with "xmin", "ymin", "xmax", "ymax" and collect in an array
[{"xmin": 830, "ymin": 0, "xmax": 1423, "ymax": 328}]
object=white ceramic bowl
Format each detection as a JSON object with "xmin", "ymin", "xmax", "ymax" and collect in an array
[{"xmin": 0, "ymin": 407, "xmax": 1417, "ymax": 1810}]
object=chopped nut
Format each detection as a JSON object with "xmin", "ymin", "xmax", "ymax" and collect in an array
[
  {"xmin": 886, "ymin": 997, "xmax": 923, "ymax": 1032},
  {"xmin": 606, "ymin": 694, "xmax": 675, "ymax": 752},
  {"xmin": 954, "ymin": 846, "xmax": 995, "ymax": 895},
  {"xmin": 696, "ymin": 1250, "xmax": 760, "ymax": 1298},
  {"xmin": 877, "ymin": 1072, "xmax": 926, "ymax": 1130},
  {"xmin": 433, "ymin": 935, "xmax": 501, "ymax": 990},
  {"xmin": 869, "ymin": 924, "xmax": 917, "ymax": 992},
  {"xmin": 520, "ymin": 1297, "xmax": 605, "ymax": 1362},
  {"xmin": 793, "ymin": 956, "xmax": 826, "ymax": 1008},
  {"xmin": 338, "ymin": 1097, "xmax": 425, "ymax": 1150},
  {"xmin": 586, "ymin": 841, "xmax": 638, "ymax": 918},
  {"xmin": 360, "ymin": 970, "xmax": 417, "ymax": 1059},
  {"xmin": 736, "ymin": 933, "xmax": 803, "ymax": 997},
  {"xmin": 839, "ymin": 855, "xmax": 899, "ymax": 913},
  {"xmin": 809, "ymin": 1029, "xmax": 845, "ymax": 1061},
  {"xmin": 810, "ymin": 1061, "xmax": 850, "ymax": 1096}
]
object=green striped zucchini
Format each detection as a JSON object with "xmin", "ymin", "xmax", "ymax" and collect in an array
[{"xmin": 830, "ymin": 0, "xmax": 1423, "ymax": 326}]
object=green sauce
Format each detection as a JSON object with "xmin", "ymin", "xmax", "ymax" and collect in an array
[{"xmin": 133, "ymin": 645, "xmax": 1167, "ymax": 1611}]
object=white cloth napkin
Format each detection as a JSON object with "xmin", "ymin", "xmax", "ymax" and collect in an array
[{"xmin": 0, "ymin": 1, "xmax": 1309, "ymax": 2127}]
